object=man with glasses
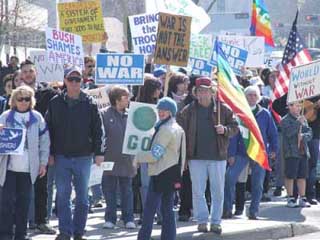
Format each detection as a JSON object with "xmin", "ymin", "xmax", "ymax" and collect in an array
[{"xmin": 46, "ymin": 66, "xmax": 105, "ymax": 240}]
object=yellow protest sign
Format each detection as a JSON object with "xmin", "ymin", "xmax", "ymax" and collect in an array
[
  {"xmin": 154, "ymin": 12, "xmax": 191, "ymax": 67},
  {"xmin": 58, "ymin": 0, "xmax": 105, "ymax": 43}
]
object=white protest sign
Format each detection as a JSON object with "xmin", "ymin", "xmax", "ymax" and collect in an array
[
  {"xmin": 123, "ymin": 102, "xmax": 158, "ymax": 155},
  {"xmin": 30, "ymin": 50, "xmax": 64, "ymax": 82},
  {"xmin": 189, "ymin": 34, "xmax": 213, "ymax": 60},
  {"xmin": 88, "ymin": 164, "xmax": 103, "ymax": 187},
  {"xmin": 85, "ymin": 87, "xmax": 110, "ymax": 110},
  {"xmin": 46, "ymin": 27, "xmax": 84, "ymax": 68},
  {"xmin": 128, "ymin": 13, "xmax": 159, "ymax": 55},
  {"xmin": 101, "ymin": 162, "xmax": 115, "ymax": 171},
  {"xmin": 218, "ymin": 35, "xmax": 265, "ymax": 67},
  {"xmin": 287, "ymin": 60, "xmax": 320, "ymax": 103}
]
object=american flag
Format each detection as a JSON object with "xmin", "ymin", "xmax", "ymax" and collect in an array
[{"xmin": 271, "ymin": 11, "xmax": 312, "ymax": 101}]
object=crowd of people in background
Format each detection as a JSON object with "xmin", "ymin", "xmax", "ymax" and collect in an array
[{"xmin": 0, "ymin": 52, "xmax": 319, "ymax": 240}]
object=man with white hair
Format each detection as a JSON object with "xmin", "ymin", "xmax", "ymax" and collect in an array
[{"xmin": 223, "ymin": 85, "xmax": 278, "ymax": 220}]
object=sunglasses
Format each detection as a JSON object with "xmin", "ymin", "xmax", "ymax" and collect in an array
[
  {"xmin": 17, "ymin": 97, "xmax": 31, "ymax": 102},
  {"xmin": 87, "ymin": 65, "xmax": 95, "ymax": 68},
  {"xmin": 67, "ymin": 76, "xmax": 82, "ymax": 83}
]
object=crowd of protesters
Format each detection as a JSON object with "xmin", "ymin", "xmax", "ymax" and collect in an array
[{"xmin": 0, "ymin": 53, "xmax": 319, "ymax": 240}]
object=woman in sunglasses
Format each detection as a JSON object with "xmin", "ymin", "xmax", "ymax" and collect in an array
[{"xmin": 0, "ymin": 85, "xmax": 50, "ymax": 240}]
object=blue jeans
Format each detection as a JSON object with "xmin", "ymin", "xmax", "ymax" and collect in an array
[
  {"xmin": 47, "ymin": 164, "xmax": 56, "ymax": 219},
  {"xmin": 189, "ymin": 160, "xmax": 226, "ymax": 225},
  {"xmin": 138, "ymin": 179, "xmax": 176, "ymax": 240},
  {"xmin": 307, "ymin": 139, "xmax": 320, "ymax": 199},
  {"xmin": 102, "ymin": 175, "xmax": 134, "ymax": 224},
  {"xmin": 55, "ymin": 155, "xmax": 92, "ymax": 237},
  {"xmin": 0, "ymin": 171, "xmax": 32, "ymax": 239},
  {"xmin": 28, "ymin": 184, "xmax": 35, "ymax": 225},
  {"xmin": 91, "ymin": 184, "xmax": 103, "ymax": 204},
  {"xmin": 224, "ymin": 155, "xmax": 265, "ymax": 216}
]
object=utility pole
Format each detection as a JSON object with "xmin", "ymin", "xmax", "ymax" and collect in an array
[{"xmin": 5, "ymin": 0, "xmax": 9, "ymax": 64}]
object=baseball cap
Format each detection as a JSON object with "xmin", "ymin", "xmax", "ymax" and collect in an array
[
  {"xmin": 64, "ymin": 66, "xmax": 82, "ymax": 78},
  {"xmin": 195, "ymin": 76, "xmax": 212, "ymax": 88}
]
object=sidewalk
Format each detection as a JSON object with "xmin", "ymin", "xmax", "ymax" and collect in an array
[{"xmin": 30, "ymin": 197, "xmax": 320, "ymax": 240}]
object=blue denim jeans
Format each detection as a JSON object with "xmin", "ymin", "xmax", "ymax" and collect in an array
[
  {"xmin": 28, "ymin": 184, "xmax": 35, "ymax": 225},
  {"xmin": 55, "ymin": 155, "xmax": 92, "ymax": 237},
  {"xmin": 47, "ymin": 164, "xmax": 56, "ymax": 219},
  {"xmin": 189, "ymin": 160, "xmax": 227, "ymax": 225},
  {"xmin": 91, "ymin": 184, "xmax": 103, "ymax": 204},
  {"xmin": 138, "ymin": 179, "xmax": 176, "ymax": 240},
  {"xmin": 102, "ymin": 175, "xmax": 134, "ymax": 224},
  {"xmin": 224, "ymin": 155, "xmax": 265, "ymax": 216},
  {"xmin": 307, "ymin": 139, "xmax": 320, "ymax": 199}
]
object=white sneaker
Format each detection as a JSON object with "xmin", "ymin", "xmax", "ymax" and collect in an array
[
  {"xmin": 103, "ymin": 221, "xmax": 115, "ymax": 229},
  {"xmin": 125, "ymin": 221, "xmax": 136, "ymax": 229},
  {"xmin": 287, "ymin": 197, "xmax": 298, "ymax": 208},
  {"xmin": 298, "ymin": 197, "xmax": 311, "ymax": 208}
]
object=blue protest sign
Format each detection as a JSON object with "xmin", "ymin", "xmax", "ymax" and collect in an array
[
  {"xmin": 0, "ymin": 128, "xmax": 26, "ymax": 155},
  {"xmin": 188, "ymin": 57, "xmax": 213, "ymax": 77},
  {"xmin": 210, "ymin": 41, "xmax": 248, "ymax": 76},
  {"xmin": 95, "ymin": 53, "xmax": 145, "ymax": 85}
]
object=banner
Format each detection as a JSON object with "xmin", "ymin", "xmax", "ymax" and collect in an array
[
  {"xmin": 287, "ymin": 60, "xmax": 320, "ymax": 103},
  {"xmin": 128, "ymin": 13, "xmax": 159, "ymax": 55},
  {"xmin": 188, "ymin": 57, "xmax": 213, "ymax": 77},
  {"xmin": 189, "ymin": 34, "xmax": 213, "ymax": 60},
  {"xmin": 46, "ymin": 27, "xmax": 84, "ymax": 68},
  {"xmin": 154, "ymin": 12, "xmax": 192, "ymax": 67},
  {"xmin": 218, "ymin": 35, "xmax": 265, "ymax": 67},
  {"xmin": 88, "ymin": 164, "xmax": 103, "ymax": 187},
  {"xmin": 95, "ymin": 53, "xmax": 145, "ymax": 85},
  {"xmin": 30, "ymin": 50, "xmax": 64, "ymax": 83},
  {"xmin": 85, "ymin": 87, "xmax": 110, "ymax": 110},
  {"xmin": 0, "ymin": 128, "xmax": 26, "ymax": 155},
  {"xmin": 122, "ymin": 102, "xmax": 158, "ymax": 155},
  {"xmin": 57, "ymin": 0, "xmax": 105, "ymax": 43},
  {"xmin": 211, "ymin": 41, "xmax": 248, "ymax": 76}
]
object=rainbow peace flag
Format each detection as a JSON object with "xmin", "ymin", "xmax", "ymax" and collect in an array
[
  {"xmin": 215, "ymin": 41, "xmax": 270, "ymax": 170},
  {"xmin": 250, "ymin": 0, "xmax": 275, "ymax": 47}
]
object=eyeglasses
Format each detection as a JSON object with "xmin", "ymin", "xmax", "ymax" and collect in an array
[
  {"xmin": 67, "ymin": 76, "xmax": 81, "ymax": 83},
  {"xmin": 17, "ymin": 97, "xmax": 31, "ymax": 102}
]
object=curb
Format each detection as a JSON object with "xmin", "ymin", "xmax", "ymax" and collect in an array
[{"xmin": 172, "ymin": 223, "xmax": 320, "ymax": 240}]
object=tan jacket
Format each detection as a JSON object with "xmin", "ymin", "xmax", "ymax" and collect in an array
[{"xmin": 136, "ymin": 118, "xmax": 186, "ymax": 177}]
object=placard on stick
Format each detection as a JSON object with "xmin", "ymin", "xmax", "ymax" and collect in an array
[{"xmin": 154, "ymin": 12, "xmax": 192, "ymax": 67}]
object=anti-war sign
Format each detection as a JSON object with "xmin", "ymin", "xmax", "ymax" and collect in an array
[
  {"xmin": 95, "ymin": 53, "xmax": 145, "ymax": 85},
  {"xmin": 85, "ymin": 87, "xmax": 110, "ymax": 110},
  {"xmin": 188, "ymin": 57, "xmax": 212, "ymax": 77},
  {"xmin": 30, "ymin": 50, "xmax": 64, "ymax": 83},
  {"xmin": 287, "ymin": 60, "xmax": 320, "ymax": 103},
  {"xmin": 123, "ymin": 102, "xmax": 158, "ymax": 155},
  {"xmin": 210, "ymin": 41, "xmax": 248, "ymax": 76},
  {"xmin": 154, "ymin": 12, "xmax": 192, "ymax": 67},
  {"xmin": 128, "ymin": 13, "xmax": 159, "ymax": 55},
  {"xmin": 57, "ymin": 0, "xmax": 105, "ymax": 43},
  {"xmin": 0, "ymin": 128, "xmax": 26, "ymax": 155},
  {"xmin": 189, "ymin": 34, "xmax": 213, "ymax": 60},
  {"xmin": 46, "ymin": 27, "xmax": 84, "ymax": 68}
]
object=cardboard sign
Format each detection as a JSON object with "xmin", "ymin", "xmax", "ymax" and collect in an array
[
  {"xmin": 211, "ymin": 41, "xmax": 248, "ymax": 76},
  {"xmin": 189, "ymin": 34, "xmax": 213, "ymax": 60},
  {"xmin": 85, "ymin": 87, "xmax": 110, "ymax": 110},
  {"xmin": 88, "ymin": 164, "xmax": 103, "ymax": 187},
  {"xmin": 287, "ymin": 60, "xmax": 320, "ymax": 103},
  {"xmin": 101, "ymin": 162, "xmax": 115, "ymax": 171},
  {"xmin": 154, "ymin": 12, "xmax": 192, "ymax": 67},
  {"xmin": 30, "ymin": 50, "xmax": 64, "ymax": 82},
  {"xmin": 128, "ymin": 13, "xmax": 159, "ymax": 55},
  {"xmin": 57, "ymin": 0, "xmax": 105, "ymax": 43},
  {"xmin": 122, "ymin": 102, "xmax": 158, "ymax": 155},
  {"xmin": 188, "ymin": 57, "xmax": 213, "ymax": 77},
  {"xmin": 95, "ymin": 53, "xmax": 144, "ymax": 85},
  {"xmin": 46, "ymin": 27, "xmax": 84, "ymax": 68},
  {"xmin": 0, "ymin": 128, "xmax": 26, "ymax": 155},
  {"xmin": 218, "ymin": 35, "xmax": 265, "ymax": 67}
]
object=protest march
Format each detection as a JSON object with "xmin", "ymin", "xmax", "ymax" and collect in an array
[{"xmin": 1, "ymin": 0, "xmax": 320, "ymax": 240}]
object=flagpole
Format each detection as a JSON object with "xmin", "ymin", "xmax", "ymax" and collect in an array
[
  {"xmin": 216, "ymin": 67, "xmax": 221, "ymax": 125},
  {"xmin": 164, "ymin": 65, "xmax": 170, "ymax": 97}
]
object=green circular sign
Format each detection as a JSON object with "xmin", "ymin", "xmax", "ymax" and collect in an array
[{"xmin": 133, "ymin": 106, "xmax": 157, "ymax": 131}]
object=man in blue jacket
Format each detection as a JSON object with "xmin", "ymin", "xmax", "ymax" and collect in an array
[
  {"xmin": 46, "ymin": 66, "xmax": 105, "ymax": 240},
  {"xmin": 223, "ymin": 85, "xmax": 278, "ymax": 220}
]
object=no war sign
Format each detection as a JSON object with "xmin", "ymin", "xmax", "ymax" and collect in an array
[
  {"xmin": 95, "ymin": 53, "xmax": 145, "ymax": 85},
  {"xmin": 210, "ymin": 41, "xmax": 248, "ymax": 76},
  {"xmin": 0, "ymin": 128, "xmax": 26, "ymax": 155},
  {"xmin": 188, "ymin": 57, "xmax": 213, "ymax": 77}
]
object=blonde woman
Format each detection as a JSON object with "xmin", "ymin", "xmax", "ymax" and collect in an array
[{"xmin": 0, "ymin": 85, "xmax": 50, "ymax": 240}]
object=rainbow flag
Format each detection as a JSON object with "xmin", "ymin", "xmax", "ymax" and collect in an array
[
  {"xmin": 215, "ymin": 41, "xmax": 270, "ymax": 170},
  {"xmin": 250, "ymin": 0, "xmax": 275, "ymax": 47}
]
